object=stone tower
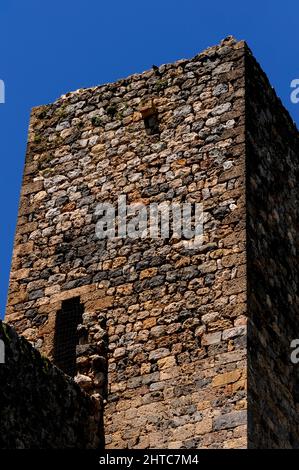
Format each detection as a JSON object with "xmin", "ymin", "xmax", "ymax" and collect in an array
[{"xmin": 6, "ymin": 37, "xmax": 298, "ymax": 449}]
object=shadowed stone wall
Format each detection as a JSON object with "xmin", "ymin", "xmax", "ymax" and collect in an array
[
  {"xmin": 246, "ymin": 48, "xmax": 299, "ymax": 448},
  {"xmin": 0, "ymin": 320, "xmax": 103, "ymax": 449}
]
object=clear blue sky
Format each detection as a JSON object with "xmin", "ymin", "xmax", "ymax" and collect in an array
[{"xmin": 0, "ymin": 0, "xmax": 298, "ymax": 317}]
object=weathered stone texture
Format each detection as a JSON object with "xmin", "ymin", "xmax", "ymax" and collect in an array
[
  {"xmin": 0, "ymin": 321, "xmax": 103, "ymax": 449},
  {"xmin": 4, "ymin": 36, "xmax": 298, "ymax": 448},
  {"xmin": 246, "ymin": 49, "xmax": 299, "ymax": 448}
]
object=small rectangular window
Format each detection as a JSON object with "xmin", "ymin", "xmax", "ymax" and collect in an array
[
  {"xmin": 53, "ymin": 297, "xmax": 83, "ymax": 377},
  {"xmin": 140, "ymin": 100, "xmax": 160, "ymax": 136},
  {"xmin": 144, "ymin": 113, "xmax": 160, "ymax": 135}
]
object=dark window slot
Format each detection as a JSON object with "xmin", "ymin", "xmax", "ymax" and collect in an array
[
  {"xmin": 144, "ymin": 113, "xmax": 160, "ymax": 135},
  {"xmin": 53, "ymin": 297, "xmax": 83, "ymax": 377}
]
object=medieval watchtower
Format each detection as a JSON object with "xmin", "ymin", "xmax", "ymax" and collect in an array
[{"xmin": 6, "ymin": 37, "xmax": 298, "ymax": 448}]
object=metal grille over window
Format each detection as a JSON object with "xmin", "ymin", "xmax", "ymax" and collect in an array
[{"xmin": 53, "ymin": 297, "xmax": 83, "ymax": 377}]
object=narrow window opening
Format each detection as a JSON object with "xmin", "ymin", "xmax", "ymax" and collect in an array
[
  {"xmin": 140, "ymin": 100, "xmax": 160, "ymax": 136},
  {"xmin": 53, "ymin": 297, "xmax": 83, "ymax": 377},
  {"xmin": 144, "ymin": 113, "xmax": 160, "ymax": 135}
]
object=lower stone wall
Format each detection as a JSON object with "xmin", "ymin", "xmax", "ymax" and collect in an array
[{"xmin": 0, "ymin": 320, "xmax": 103, "ymax": 449}]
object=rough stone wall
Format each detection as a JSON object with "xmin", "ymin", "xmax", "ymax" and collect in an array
[
  {"xmin": 5, "ymin": 36, "xmax": 247, "ymax": 449},
  {"xmin": 246, "ymin": 49, "xmax": 299, "ymax": 448},
  {"xmin": 0, "ymin": 320, "xmax": 103, "ymax": 449}
]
